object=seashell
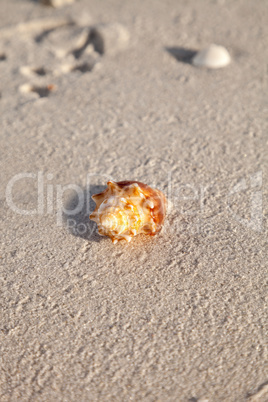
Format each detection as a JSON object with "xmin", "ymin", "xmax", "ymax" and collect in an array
[
  {"xmin": 90, "ymin": 181, "xmax": 167, "ymax": 243},
  {"xmin": 192, "ymin": 44, "xmax": 231, "ymax": 69},
  {"xmin": 40, "ymin": 0, "xmax": 76, "ymax": 8}
]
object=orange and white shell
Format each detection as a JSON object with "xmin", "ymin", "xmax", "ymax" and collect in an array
[{"xmin": 90, "ymin": 181, "xmax": 167, "ymax": 243}]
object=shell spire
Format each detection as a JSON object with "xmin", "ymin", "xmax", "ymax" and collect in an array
[{"xmin": 90, "ymin": 181, "xmax": 167, "ymax": 243}]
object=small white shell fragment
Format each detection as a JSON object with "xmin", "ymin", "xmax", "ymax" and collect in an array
[
  {"xmin": 192, "ymin": 44, "xmax": 231, "ymax": 69},
  {"xmin": 40, "ymin": 0, "xmax": 76, "ymax": 8},
  {"xmin": 19, "ymin": 83, "xmax": 55, "ymax": 97},
  {"xmin": 19, "ymin": 66, "xmax": 48, "ymax": 77},
  {"xmin": 19, "ymin": 83, "xmax": 33, "ymax": 94}
]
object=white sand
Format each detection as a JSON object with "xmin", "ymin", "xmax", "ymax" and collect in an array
[{"xmin": 0, "ymin": 0, "xmax": 267, "ymax": 401}]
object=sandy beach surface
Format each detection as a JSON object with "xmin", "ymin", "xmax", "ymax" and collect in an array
[{"xmin": 0, "ymin": 0, "xmax": 267, "ymax": 400}]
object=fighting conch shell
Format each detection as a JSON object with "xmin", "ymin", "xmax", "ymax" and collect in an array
[{"xmin": 90, "ymin": 181, "xmax": 167, "ymax": 243}]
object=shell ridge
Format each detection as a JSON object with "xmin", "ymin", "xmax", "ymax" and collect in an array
[{"xmin": 90, "ymin": 180, "xmax": 167, "ymax": 243}]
